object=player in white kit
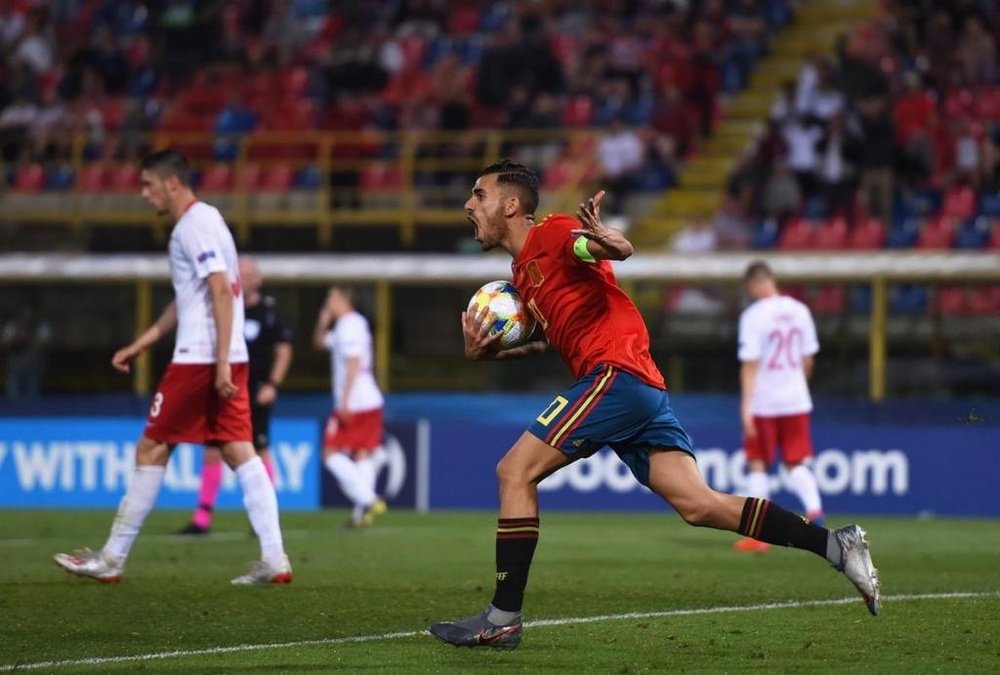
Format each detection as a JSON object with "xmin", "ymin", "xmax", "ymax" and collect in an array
[
  {"xmin": 735, "ymin": 260, "xmax": 825, "ymax": 553},
  {"xmin": 313, "ymin": 286, "xmax": 387, "ymax": 527},
  {"xmin": 54, "ymin": 149, "xmax": 291, "ymax": 584}
]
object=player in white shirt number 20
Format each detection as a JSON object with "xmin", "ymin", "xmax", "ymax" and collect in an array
[{"xmin": 735, "ymin": 260, "xmax": 825, "ymax": 553}]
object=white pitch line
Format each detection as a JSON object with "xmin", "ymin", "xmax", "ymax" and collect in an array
[
  {"xmin": 0, "ymin": 529, "xmax": 316, "ymax": 548},
  {"xmin": 2, "ymin": 592, "xmax": 996, "ymax": 672}
]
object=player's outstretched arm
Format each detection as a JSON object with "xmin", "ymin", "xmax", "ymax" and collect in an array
[
  {"xmin": 111, "ymin": 302, "xmax": 177, "ymax": 373},
  {"xmin": 571, "ymin": 190, "xmax": 634, "ymax": 261}
]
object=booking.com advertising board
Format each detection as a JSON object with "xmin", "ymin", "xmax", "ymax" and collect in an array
[{"xmin": 0, "ymin": 415, "xmax": 997, "ymax": 516}]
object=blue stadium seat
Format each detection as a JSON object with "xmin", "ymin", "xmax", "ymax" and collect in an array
[
  {"xmin": 802, "ymin": 195, "xmax": 827, "ymax": 219},
  {"xmin": 45, "ymin": 165, "xmax": 75, "ymax": 191},
  {"xmin": 850, "ymin": 285, "xmax": 872, "ymax": 313},
  {"xmin": 885, "ymin": 217, "xmax": 920, "ymax": 248},
  {"xmin": 751, "ymin": 219, "xmax": 780, "ymax": 249},
  {"xmin": 890, "ymin": 284, "xmax": 929, "ymax": 314},
  {"xmin": 981, "ymin": 191, "xmax": 1000, "ymax": 217},
  {"xmin": 893, "ymin": 187, "xmax": 941, "ymax": 220},
  {"xmin": 954, "ymin": 217, "xmax": 991, "ymax": 249},
  {"xmin": 633, "ymin": 161, "xmax": 675, "ymax": 191},
  {"xmin": 293, "ymin": 166, "xmax": 321, "ymax": 189}
]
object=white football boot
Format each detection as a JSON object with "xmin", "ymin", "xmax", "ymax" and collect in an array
[
  {"xmin": 54, "ymin": 548, "xmax": 123, "ymax": 584},
  {"xmin": 832, "ymin": 524, "xmax": 881, "ymax": 615},
  {"xmin": 230, "ymin": 556, "xmax": 293, "ymax": 585}
]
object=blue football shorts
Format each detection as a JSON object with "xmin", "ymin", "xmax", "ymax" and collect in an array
[{"xmin": 526, "ymin": 364, "xmax": 695, "ymax": 487}]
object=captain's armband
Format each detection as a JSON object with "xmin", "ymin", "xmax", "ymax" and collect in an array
[{"xmin": 573, "ymin": 235, "xmax": 597, "ymax": 263}]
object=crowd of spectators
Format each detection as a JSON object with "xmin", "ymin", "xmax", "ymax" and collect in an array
[
  {"xmin": 712, "ymin": 0, "xmax": 1000, "ymax": 250},
  {"xmin": 0, "ymin": 0, "xmax": 794, "ymax": 216}
]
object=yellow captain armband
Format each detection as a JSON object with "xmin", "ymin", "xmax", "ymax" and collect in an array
[{"xmin": 573, "ymin": 235, "xmax": 597, "ymax": 263}]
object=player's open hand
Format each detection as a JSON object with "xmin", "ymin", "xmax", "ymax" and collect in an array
[
  {"xmin": 111, "ymin": 344, "xmax": 140, "ymax": 373},
  {"xmin": 215, "ymin": 362, "xmax": 238, "ymax": 399},
  {"xmin": 571, "ymin": 190, "xmax": 608, "ymax": 241},
  {"xmin": 461, "ymin": 305, "xmax": 503, "ymax": 360}
]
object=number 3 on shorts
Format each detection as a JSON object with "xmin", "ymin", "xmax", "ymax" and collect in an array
[
  {"xmin": 149, "ymin": 392, "xmax": 164, "ymax": 418},
  {"xmin": 536, "ymin": 395, "xmax": 568, "ymax": 426}
]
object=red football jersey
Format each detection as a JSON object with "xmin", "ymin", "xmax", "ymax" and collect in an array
[{"xmin": 511, "ymin": 214, "xmax": 665, "ymax": 389}]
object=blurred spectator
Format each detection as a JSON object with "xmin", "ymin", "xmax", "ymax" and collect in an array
[
  {"xmin": 783, "ymin": 113, "xmax": 822, "ymax": 198},
  {"xmin": 652, "ymin": 85, "xmax": 695, "ymax": 161},
  {"xmin": 711, "ymin": 197, "xmax": 752, "ymax": 249},
  {"xmin": 12, "ymin": 9, "xmax": 54, "ymax": 75},
  {"xmin": 213, "ymin": 91, "xmax": 258, "ymax": 160},
  {"xmin": 855, "ymin": 95, "xmax": 894, "ymax": 219},
  {"xmin": 0, "ymin": 95, "xmax": 36, "ymax": 161},
  {"xmin": 0, "ymin": 3, "xmax": 26, "ymax": 51},
  {"xmin": 760, "ymin": 158, "xmax": 801, "ymax": 220},
  {"xmin": 86, "ymin": 25, "xmax": 130, "ymax": 96},
  {"xmin": 2, "ymin": 308, "xmax": 51, "ymax": 401},
  {"xmin": 596, "ymin": 116, "xmax": 644, "ymax": 216},
  {"xmin": 956, "ymin": 15, "xmax": 996, "ymax": 85},
  {"xmin": 815, "ymin": 113, "xmax": 860, "ymax": 216},
  {"xmin": 672, "ymin": 217, "xmax": 718, "ymax": 254}
]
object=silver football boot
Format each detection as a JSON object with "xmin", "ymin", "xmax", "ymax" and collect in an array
[
  {"xmin": 230, "ymin": 556, "xmax": 293, "ymax": 585},
  {"xmin": 832, "ymin": 524, "xmax": 881, "ymax": 615}
]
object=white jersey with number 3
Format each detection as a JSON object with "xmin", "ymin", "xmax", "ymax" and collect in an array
[
  {"xmin": 738, "ymin": 295, "xmax": 818, "ymax": 416},
  {"xmin": 323, "ymin": 310, "xmax": 384, "ymax": 412},
  {"xmin": 168, "ymin": 201, "xmax": 248, "ymax": 365}
]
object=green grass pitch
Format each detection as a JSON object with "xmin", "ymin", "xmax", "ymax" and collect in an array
[{"xmin": 1, "ymin": 509, "xmax": 998, "ymax": 672}]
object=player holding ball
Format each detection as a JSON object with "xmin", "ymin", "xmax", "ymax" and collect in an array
[{"xmin": 430, "ymin": 159, "xmax": 881, "ymax": 651}]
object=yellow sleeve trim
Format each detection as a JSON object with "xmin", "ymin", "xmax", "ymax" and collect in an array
[{"xmin": 573, "ymin": 235, "xmax": 597, "ymax": 263}]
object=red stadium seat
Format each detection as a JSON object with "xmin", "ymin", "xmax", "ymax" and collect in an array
[
  {"xmin": 237, "ymin": 162, "xmax": 265, "ymax": 190},
  {"xmin": 200, "ymin": 163, "xmax": 235, "ymax": 192},
  {"xmin": 814, "ymin": 216, "xmax": 848, "ymax": 250},
  {"xmin": 782, "ymin": 284, "xmax": 808, "ymax": 303},
  {"xmin": 108, "ymin": 164, "xmax": 139, "ymax": 192},
  {"xmin": 847, "ymin": 218, "xmax": 886, "ymax": 249},
  {"xmin": 278, "ymin": 66, "xmax": 310, "ymax": 99},
  {"xmin": 542, "ymin": 160, "xmax": 573, "ymax": 189},
  {"xmin": 78, "ymin": 164, "xmax": 108, "ymax": 191},
  {"xmin": 813, "ymin": 284, "xmax": 846, "ymax": 315},
  {"xmin": 967, "ymin": 285, "xmax": 1000, "ymax": 315},
  {"xmin": 260, "ymin": 163, "xmax": 294, "ymax": 192},
  {"xmin": 359, "ymin": 162, "xmax": 402, "ymax": 190},
  {"xmin": 777, "ymin": 218, "xmax": 815, "ymax": 250},
  {"xmin": 937, "ymin": 286, "xmax": 967, "ymax": 315},
  {"xmin": 988, "ymin": 220, "xmax": 1000, "ymax": 250},
  {"xmin": 12, "ymin": 163, "xmax": 46, "ymax": 193},
  {"xmin": 941, "ymin": 185, "xmax": 976, "ymax": 220},
  {"xmin": 917, "ymin": 216, "xmax": 955, "ymax": 249},
  {"xmin": 562, "ymin": 96, "xmax": 593, "ymax": 127}
]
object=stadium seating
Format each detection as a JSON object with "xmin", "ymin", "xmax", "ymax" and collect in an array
[
  {"xmin": 12, "ymin": 164, "xmax": 46, "ymax": 193},
  {"xmin": 916, "ymin": 216, "xmax": 956, "ymax": 250},
  {"xmin": 776, "ymin": 218, "xmax": 815, "ymax": 250},
  {"xmin": 953, "ymin": 217, "xmax": 991, "ymax": 250},
  {"xmin": 812, "ymin": 284, "xmax": 846, "ymax": 315},
  {"xmin": 847, "ymin": 218, "xmax": 886, "ymax": 250},
  {"xmin": 813, "ymin": 217, "xmax": 848, "ymax": 250},
  {"xmin": 885, "ymin": 218, "xmax": 920, "ymax": 249}
]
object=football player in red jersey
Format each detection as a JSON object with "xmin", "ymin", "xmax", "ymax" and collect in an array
[{"xmin": 429, "ymin": 160, "xmax": 881, "ymax": 650}]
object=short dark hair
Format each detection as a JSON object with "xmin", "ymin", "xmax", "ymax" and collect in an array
[
  {"xmin": 141, "ymin": 148, "xmax": 193, "ymax": 186},
  {"xmin": 744, "ymin": 260, "xmax": 775, "ymax": 282},
  {"xmin": 477, "ymin": 159, "xmax": 539, "ymax": 215}
]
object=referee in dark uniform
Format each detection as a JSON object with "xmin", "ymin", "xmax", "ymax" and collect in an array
[{"xmin": 178, "ymin": 257, "xmax": 293, "ymax": 534}]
